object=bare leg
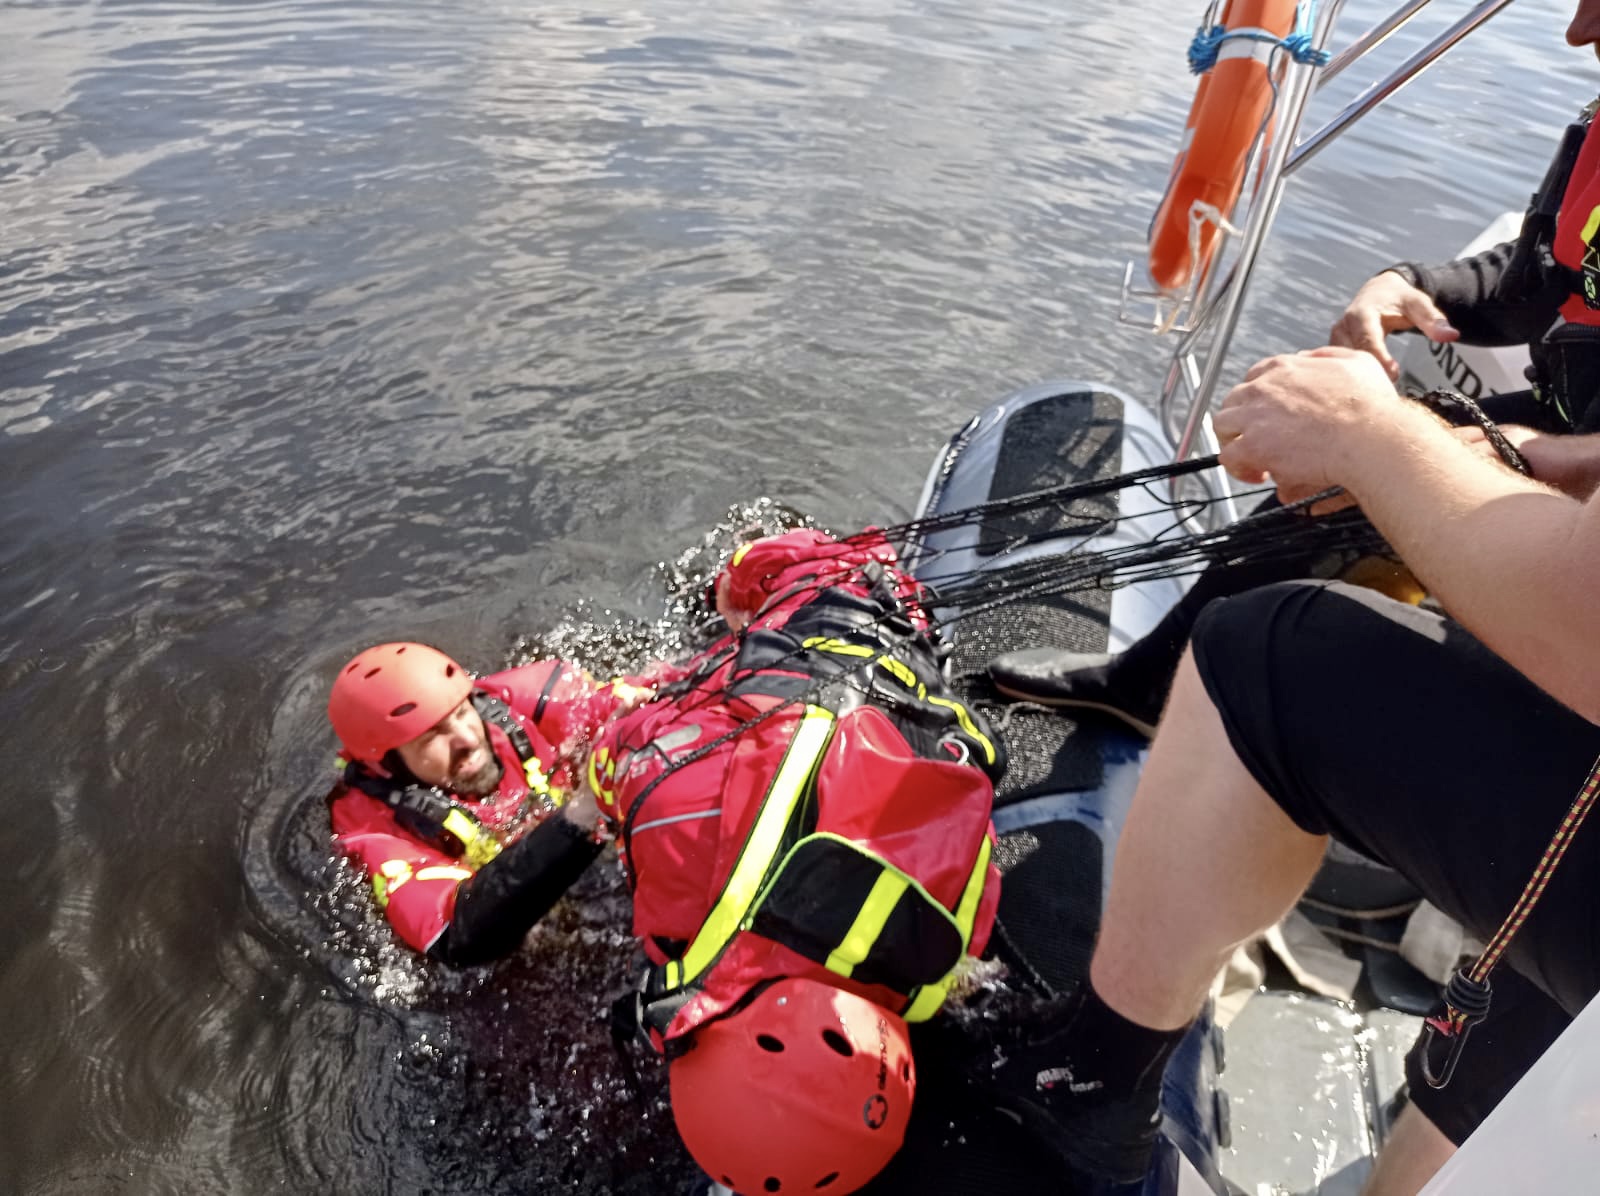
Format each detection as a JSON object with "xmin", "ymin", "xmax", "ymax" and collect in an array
[
  {"xmin": 985, "ymin": 647, "xmax": 1356, "ymax": 1184},
  {"xmin": 1090, "ymin": 648, "xmax": 1332, "ymax": 1030},
  {"xmin": 1361, "ymin": 1105, "xmax": 1456, "ymax": 1196}
]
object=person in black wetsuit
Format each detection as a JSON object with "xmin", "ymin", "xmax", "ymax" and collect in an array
[
  {"xmin": 997, "ymin": 339, "xmax": 1600, "ymax": 1192},
  {"xmin": 983, "ymin": 9, "xmax": 1600, "ymax": 1194},
  {"xmin": 992, "ymin": 70, "xmax": 1600, "ymax": 738}
]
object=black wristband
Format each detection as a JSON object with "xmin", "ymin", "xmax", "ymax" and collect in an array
[{"xmin": 1383, "ymin": 262, "xmax": 1425, "ymax": 290}]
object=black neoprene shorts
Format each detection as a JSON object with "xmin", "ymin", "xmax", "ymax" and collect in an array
[{"xmin": 1190, "ymin": 580, "xmax": 1600, "ymax": 1144}]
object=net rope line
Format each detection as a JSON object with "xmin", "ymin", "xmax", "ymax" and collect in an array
[
  {"xmin": 614, "ymin": 386, "xmax": 1532, "ymax": 892},
  {"xmin": 1420, "ymin": 753, "xmax": 1600, "ymax": 1088},
  {"xmin": 612, "ymin": 456, "xmax": 1391, "ymax": 869}
]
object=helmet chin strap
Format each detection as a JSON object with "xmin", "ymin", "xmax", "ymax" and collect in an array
[{"xmin": 376, "ymin": 749, "xmax": 415, "ymax": 785}]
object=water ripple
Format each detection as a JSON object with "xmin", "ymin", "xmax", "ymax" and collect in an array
[{"xmin": 0, "ymin": 0, "xmax": 1592, "ymax": 1190}]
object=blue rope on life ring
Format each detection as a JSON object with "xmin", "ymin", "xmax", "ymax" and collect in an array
[{"xmin": 1187, "ymin": 1, "xmax": 1331, "ymax": 75}]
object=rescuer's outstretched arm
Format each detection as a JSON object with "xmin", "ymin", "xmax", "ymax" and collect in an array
[{"xmin": 426, "ymin": 788, "xmax": 605, "ymax": 967}]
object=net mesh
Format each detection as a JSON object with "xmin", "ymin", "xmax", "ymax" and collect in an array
[{"xmin": 623, "ymin": 457, "xmax": 1389, "ymax": 815}]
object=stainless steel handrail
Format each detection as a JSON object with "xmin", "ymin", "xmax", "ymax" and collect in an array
[
  {"xmin": 1154, "ymin": 0, "xmax": 1517, "ymax": 471},
  {"xmin": 1290, "ymin": 0, "xmax": 1517, "ymax": 174},
  {"xmin": 1168, "ymin": 0, "xmax": 1350, "ymax": 468},
  {"xmin": 1317, "ymin": 0, "xmax": 1435, "ymax": 85}
]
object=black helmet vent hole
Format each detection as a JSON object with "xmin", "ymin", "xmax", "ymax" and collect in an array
[
  {"xmin": 900, "ymin": 1061, "xmax": 911, "ymax": 1082},
  {"xmin": 821, "ymin": 1029, "xmax": 853, "ymax": 1057},
  {"xmin": 764, "ymin": 1180, "xmax": 781, "ymax": 1193},
  {"xmin": 755, "ymin": 1034, "xmax": 785, "ymax": 1053},
  {"xmin": 815, "ymin": 1173, "xmax": 840, "ymax": 1189},
  {"xmin": 395, "ymin": 646, "xmax": 407, "ymax": 653},
  {"xmin": 363, "ymin": 667, "xmax": 381, "ymax": 680},
  {"xmin": 444, "ymin": 664, "xmax": 456, "ymax": 676},
  {"xmin": 721, "ymin": 1178, "xmax": 735, "ymax": 1188},
  {"xmin": 390, "ymin": 702, "xmax": 417, "ymax": 718}
]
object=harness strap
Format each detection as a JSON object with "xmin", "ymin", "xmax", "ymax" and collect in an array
[
  {"xmin": 343, "ymin": 765, "xmax": 503, "ymax": 867},
  {"xmin": 532, "ymin": 665, "xmax": 564, "ymax": 725},
  {"xmin": 1535, "ymin": 117, "xmax": 1591, "ymax": 221},
  {"xmin": 801, "ymin": 635, "xmax": 998, "ymax": 769},
  {"xmin": 1421, "ymin": 752, "xmax": 1600, "ymax": 1088},
  {"xmin": 471, "ymin": 691, "xmax": 556, "ymax": 800}
]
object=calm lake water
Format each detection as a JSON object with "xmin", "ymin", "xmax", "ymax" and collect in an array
[{"xmin": 0, "ymin": 0, "xmax": 1589, "ymax": 1191}]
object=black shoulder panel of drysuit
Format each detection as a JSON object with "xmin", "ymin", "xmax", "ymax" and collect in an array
[
  {"xmin": 426, "ymin": 815, "xmax": 604, "ymax": 968},
  {"xmin": 1395, "ymin": 240, "xmax": 1566, "ymax": 350},
  {"xmin": 1391, "ymin": 119, "xmax": 1590, "ymax": 350}
]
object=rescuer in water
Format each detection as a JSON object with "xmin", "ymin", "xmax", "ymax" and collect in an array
[
  {"xmin": 325, "ymin": 528, "xmax": 1015, "ymax": 1195},
  {"xmin": 325, "ymin": 640, "xmax": 654, "ymax": 965}
]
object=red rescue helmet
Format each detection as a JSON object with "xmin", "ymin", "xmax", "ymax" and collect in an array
[
  {"xmin": 328, "ymin": 642, "xmax": 473, "ymax": 766},
  {"xmin": 669, "ymin": 977, "xmax": 915, "ymax": 1195}
]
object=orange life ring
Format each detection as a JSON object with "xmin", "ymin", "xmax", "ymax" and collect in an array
[{"xmin": 1147, "ymin": 0, "xmax": 1301, "ymax": 293}]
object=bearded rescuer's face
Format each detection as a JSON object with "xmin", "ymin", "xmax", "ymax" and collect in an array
[{"xmin": 395, "ymin": 698, "xmax": 503, "ymax": 797}]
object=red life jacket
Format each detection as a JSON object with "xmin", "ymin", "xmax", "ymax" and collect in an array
[
  {"xmin": 330, "ymin": 660, "xmax": 626, "ymax": 954},
  {"xmin": 1554, "ymin": 105, "xmax": 1600, "ymax": 328},
  {"xmin": 588, "ymin": 531, "xmax": 1003, "ymax": 1051}
]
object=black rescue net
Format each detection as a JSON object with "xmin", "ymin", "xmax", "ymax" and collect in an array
[
  {"xmin": 614, "ymin": 454, "xmax": 1398, "ymax": 862},
  {"xmin": 880, "ymin": 383, "xmax": 1521, "ymax": 628},
  {"xmin": 687, "ymin": 455, "xmax": 1389, "ymax": 703},
  {"xmin": 882, "ymin": 456, "xmax": 1386, "ymax": 618}
]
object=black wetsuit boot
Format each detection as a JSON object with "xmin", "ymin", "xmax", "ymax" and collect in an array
[
  {"xmin": 982, "ymin": 985, "xmax": 1186, "ymax": 1186},
  {"xmin": 989, "ymin": 495, "xmax": 1346, "ymax": 736}
]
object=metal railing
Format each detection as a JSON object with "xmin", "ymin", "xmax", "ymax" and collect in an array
[{"xmin": 1125, "ymin": 0, "xmax": 1518, "ymax": 479}]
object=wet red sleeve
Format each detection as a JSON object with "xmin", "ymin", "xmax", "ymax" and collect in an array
[
  {"xmin": 584, "ymin": 710, "xmax": 636, "ymax": 823},
  {"xmin": 486, "ymin": 661, "xmax": 660, "ymax": 755},
  {"xmin": 329, "ymin": 791, "xmax": 473, "ymax": 954}
]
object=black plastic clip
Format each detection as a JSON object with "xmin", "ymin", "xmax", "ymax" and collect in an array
[{"xmin": 1419, "ymin": 968, "xmax": 1493, "ymax": 1089}]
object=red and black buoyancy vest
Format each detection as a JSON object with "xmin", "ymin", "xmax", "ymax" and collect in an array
[
  {"xmin": 1508, "ymin": 100, "xmax": 1600, "ymax": 428},
  {"xmin": 606, "ymin": 580, "xmax": 1007, "ymax": 1053},
  {"xmin": 1554, "ymin": 102, "xmax": 1600, "ymax": 325}
]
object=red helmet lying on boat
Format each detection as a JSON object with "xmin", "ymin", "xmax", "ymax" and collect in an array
[
  {"xmin": 669, "ymin": 976, "xmax": 916, "ymax": 1195},
  {"xmin": 327, "ymin": 641, "xmax": 473, "ymax": 767}
]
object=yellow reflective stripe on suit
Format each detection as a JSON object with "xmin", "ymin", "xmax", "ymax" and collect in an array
[
  {"xmin": 676, "ymin": 705, "xmax": 835, "ymax": 985},
  {"xmin": 903, "ymin": 834, "xmax": 993, "ymax": 1022},
  {"xmin": 823, "ymin": 869, "xmax": 911, "ymax": 978},
  {"xmin": 372, "ymin": 859, "xmax": 473, "ymax": 909}
]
